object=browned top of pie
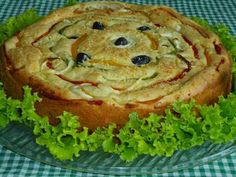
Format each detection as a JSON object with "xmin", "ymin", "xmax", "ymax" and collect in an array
[{"xmin": 3, "ymin": 1, "xmax": 232, "ymax": 110}]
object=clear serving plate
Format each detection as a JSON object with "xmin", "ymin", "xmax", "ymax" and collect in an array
[{"xmin": 0, "ymin": 122, "xmax": 235, "ymax": 175}]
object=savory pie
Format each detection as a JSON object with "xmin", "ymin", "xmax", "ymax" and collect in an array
[{"xmin": 0, "ymin": 1, "xmax": 232, "ymax": 130}]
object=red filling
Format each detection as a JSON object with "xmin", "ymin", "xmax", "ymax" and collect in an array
[
  {"xmin": 31, "ymin": 22, "xmax": 60, "ymax": 45},
  {"xmin": 216, "ymin": 59, "xmax": 225, "ymax": 72},
  {"xmin": 192, "ymin": 45, "xmax": 200, "ymax": 59},
  {"xmin": 182, "ymin": 35, "xmax": 192, "ymax": 45},
  {"xmin": 88, "ymin": 100, "xmax": 103, "ymax": 105},
  {"xmin": 56, "ymin": 74, "xmax": 98, "ymax": 87},
  {"xmin": 182, "ymin": 35, "xmax": 199, "ymax": 59},
  {"xmin": 214, "ymin": 42, "xmax": 222, "ymax": 55},
  {"xmin": 46, "ymin": 60, "xmax": 54, "ymax": 69},
  {"xmin": 167, "ymin": 54, "xmax": 192, "ymax": 82},
  {"xmin": 32, "ymin": 31, "xmax": 49, "ymax": 45}
]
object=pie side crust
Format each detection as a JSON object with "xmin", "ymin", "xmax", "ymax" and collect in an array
[{"xmin": 0, "ymin": 1, "xmax": 232, "ymax": 130}]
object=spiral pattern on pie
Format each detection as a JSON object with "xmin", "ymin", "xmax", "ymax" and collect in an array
[{"xmin": 0, "ymin": 1, "xmax": 232, "ymax": 130}]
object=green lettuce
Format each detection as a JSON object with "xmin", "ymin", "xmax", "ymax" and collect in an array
[
  {"xmin": 1, "ymin": 85, "xmax": 236, "ymax": 161},
  {"xmin": 0, "ymin": 9, "xmax": 41, "ymax": 45},
  {"xmin": 0, "ymin": 6, "xmax": 236, "ymax": 162},
  {"xmin": 65, "ymin": 0, "xmax": 78, "ymax": 7}
]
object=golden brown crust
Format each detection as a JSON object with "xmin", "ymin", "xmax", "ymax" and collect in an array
[
  {"xmin": 0, "ymin": 1, "xmax": 232, "ymax": 130},
  {"xmin": 0, "ymin": 46, "xmax": 158, "ymax": 130}
]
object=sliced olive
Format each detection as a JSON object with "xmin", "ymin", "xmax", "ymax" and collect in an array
[
  {"xmin": 114, "ymin": 37, "xmax": 129, "ymax": 46},
  {"xmin": 92, "ymin": 21, "xmax": 105, "ymax": 30},
  {"xmin": 76, "ymin": 53, "xmax": 91, "ymax": 65},
  {"xmin": 131, "ymin": 55, "xmax": 151, "ymax": 66},
  {"xmin": 137, "ymin": 26, "xmax": 150, "ymax": 32}
]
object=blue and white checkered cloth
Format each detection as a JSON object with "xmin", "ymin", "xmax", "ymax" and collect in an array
[{"xmin": 1, "ymin": 0, "xmax": 236, "ymax": 176}]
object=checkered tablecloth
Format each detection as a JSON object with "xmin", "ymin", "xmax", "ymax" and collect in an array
[{"xmin": 0, "ymin": 0, "xmax": 236, "ymax": 176}]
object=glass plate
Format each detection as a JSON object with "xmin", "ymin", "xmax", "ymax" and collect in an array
[{"xmin": 0, "ymin": 123, "xmax": 236, "ymax": 175}]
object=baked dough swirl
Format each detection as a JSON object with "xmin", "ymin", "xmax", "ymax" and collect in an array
[{"xmin": 0, "ymin": 1, "xmax": 232, "ymax": 130}]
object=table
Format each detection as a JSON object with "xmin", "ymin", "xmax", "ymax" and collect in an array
[{"xmin": 0, "ymin": 0, "xmax": 236, "ymax": 176}]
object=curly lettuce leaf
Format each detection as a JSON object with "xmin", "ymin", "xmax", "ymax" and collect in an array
[
  {"xmin": 36, "ymin": 112, "xmax": 84, "ymax": 160},
  {"xmin": 0, "ymin": 83, "xmax": 8, "ymax": 127},
  {"xmin": 1, "ymin": 85, "xmax": 236, "ymax": 161},
  {"xmin": 0, "ymin": 9, "xmax": 41, "ymax": 45},
  {"xmin": 65, "ymin": 0, "xmax": 78, "ymax": 7}
]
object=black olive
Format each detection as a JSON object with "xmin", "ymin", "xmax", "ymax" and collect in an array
[
  {"xmin": 114, "ymin": 37, "xmax": 129, "ymax": 46},
  {"xmin": 76, "ymin": 53, "xmax": 91, "ymax": 65},
  {"xmin": 137, "ymin": 26, "xmax": 150, "ymax": 32},
  {"xmin": 92, "ymin": 21, "xmax": 105, "ymax": 30},
  {"xmin": 131, "ymin": 55, "xmax": 151, "ymax": 66}
]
